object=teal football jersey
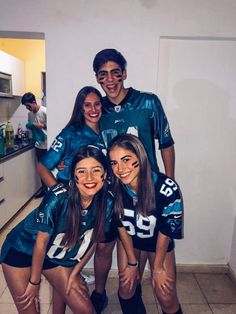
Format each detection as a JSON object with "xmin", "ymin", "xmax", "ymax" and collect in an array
[
  {"xmin": 40, "ymin": 124, "xmax": 105, "ymax": 182},
  {"xmin": 0, "ymin": 184, "xmax": 114, "ymax": 267},
  {"xmin": 100, "ymin": 88, "xmax": 174, "ymax": 171}
]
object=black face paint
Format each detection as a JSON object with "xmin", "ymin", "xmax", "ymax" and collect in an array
[
  {"xmin": 74, "ymin": 175, "xmax": 79, "ymax": 184},
  {"xmin": 132, "ymin": 161, "xmax": 139, "ymax": 168},
  {"xmin": 97, "ymin": 68, "xmax": 123, "ymax": 84},
  {"xmin": 97, "ymin": 75, "xmax": 106, "ymax": 84},
  {"xmin": 101, "ymin": 174, "xmax": 105, "ymax": 182}
]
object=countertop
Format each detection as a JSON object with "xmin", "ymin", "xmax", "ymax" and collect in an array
[{"xmin": 0, "ymin": 140, "xmax": 35, "ymax": 163}]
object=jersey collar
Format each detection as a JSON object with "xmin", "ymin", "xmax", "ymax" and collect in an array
[{"xmin": 104, "ymin": 87, "xmax": 133, "ymax": 109}]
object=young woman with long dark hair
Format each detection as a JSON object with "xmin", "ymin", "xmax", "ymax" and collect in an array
[
  {"xmin": 37, "ymin": 86, "xmax": 104, "ymax": 188},
  {"xmin": 108, "ymin": 134, "xmax": 183, "ymax": 314},
  {"xmin": 0, "ymin": 146, "xmax": 113, "ymax": 314}
]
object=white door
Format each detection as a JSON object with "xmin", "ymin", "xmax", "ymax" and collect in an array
[{"xmin": 157, "ymin": 38, "xmax": 236, "ymax": 264}]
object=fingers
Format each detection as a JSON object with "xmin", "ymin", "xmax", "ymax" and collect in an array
[
  {"xmin": 34, "ymin": 296, "xmax": 40, "ymax": 312},
  {"xmin": 66, "ymin": 276, "xmax": 90, "ymax": 300},
  {"xmin": 16, "ymin": 295, "xmax": 40, "ymax": 311}
]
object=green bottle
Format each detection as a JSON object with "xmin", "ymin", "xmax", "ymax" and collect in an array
[{"xmin": 5, "ymin": 121, "xmax": 15, "ymax": 149}]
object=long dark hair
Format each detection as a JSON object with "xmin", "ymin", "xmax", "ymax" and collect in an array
[
  {"xmin": 62, "ymin": 146, "xmax": 108, "ymax": 248},
  {"xmin": 108, "ymin": 134, "xmax": 155, "ymax": 217},
  {"xmin": 66, "ymin": 86, "xmax": 102, "ymax": 130}
]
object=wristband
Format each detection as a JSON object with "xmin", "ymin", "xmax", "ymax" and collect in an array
[
  {"xmin": 127, "ymin": 261, "xmax": 139, "ymax": 268},
  {"xmin": 29, "ymin": 278, "xmax": 41, "ymax": 285}
]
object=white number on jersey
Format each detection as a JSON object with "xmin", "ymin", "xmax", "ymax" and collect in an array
[
  {"xmin": 51, "ymin": 138, "xmax": 63, "ymax": 152},
  {"xmin": 122, "ymin": 208, "xmax": 157, "ymax": 238},
  {"xmin": 160, "ymin": 178, "xmax": 177, "ymax": 197},
  {"xmin": 126, "ymin": 126, "xmax": 138, "ymax": 137},
  {"xmin": 46, "ymin": 229, "xmax": 93, "ymax": 261}
]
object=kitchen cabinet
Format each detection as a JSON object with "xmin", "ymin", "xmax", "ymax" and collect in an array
[
  {"xmin": 0, "ymin": 148, "xmax": 40, "ymax": 229},
  {"xmin": 0, "ymin": 50, "xmax": 25, "ymax": 96}
]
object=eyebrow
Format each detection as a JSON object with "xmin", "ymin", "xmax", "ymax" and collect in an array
[
  {"xmin": 75, "ymin": 166, "xmax": 103, "ymax": 171},
  {"xmin": 120, "ymin": 155, "xmax": 132, "ymax": 160},
  {"xmin": 98, "ymin": 68, "xmax": 122, "ymax": 74}
]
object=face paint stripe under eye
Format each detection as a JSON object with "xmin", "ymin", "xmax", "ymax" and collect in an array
[
  {"xmin": 132, "ymin": 161, "xmax": 139, "ymax": 168},
  {"xmin": 74, "ymin": 175, "xmax": 79, "ymax": 183}
]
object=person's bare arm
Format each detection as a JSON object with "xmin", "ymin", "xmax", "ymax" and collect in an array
[
  {"xmin": 161, "ymin": 145, "xmax": 175, "ymax": 179},
  {"xmin": 37, "ymin": 162, "xmax": 57, "ymax": 187}
]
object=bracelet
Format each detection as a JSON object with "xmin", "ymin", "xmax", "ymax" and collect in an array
[
  {"xmin": 29, "ymin": 278, "xmax": 41, "ymax": 285},
  {"xmin": 127, "ymin": 261, "xmax": 139, "ymax": 268}
]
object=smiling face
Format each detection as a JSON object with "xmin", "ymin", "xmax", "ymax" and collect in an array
[
  {"xmin": 109, "ymin": 146, "xmax": 140, "ymax": 192},
  {"xmin": 74, "ymin": 157, "xmax": 106, "ymax": 203},
  {"xmin": 96, "ymin": 61, "xmax": 127, "ymax": 104},
  {"xmin": 82, "ymin": 92, "xmax": 102, "ymax": 129}
]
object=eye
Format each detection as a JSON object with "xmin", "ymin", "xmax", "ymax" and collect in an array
[
  {"xmin": 76, "ymin": 169, "xmax": 86, "ymax": 175},
  {"xmin": 95, "ymin": 102, "xmax": 101, "ymax": 107},
  {"xmin": 93, "ymin": 168, "xmax": 103, "ymax": 174},
  {"xmin": 83, "ymin": 102, "xmax": 91, "ymax": 108},
  {"xmin": 110, "ymin": 160, "xmax": 117, "ymax": 167},
  {"xmin": 112, "ymin": 69, "xmax": 122, "ymax": 76},
  {"xmin": 97, "ymin": 71, "xmax": 106, "ymax": 78},
  {"xmin": 123, "ymin": 157, "xmax": 131, "ymax": 163}
]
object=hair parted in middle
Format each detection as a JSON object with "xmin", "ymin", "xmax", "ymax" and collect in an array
[
  {"xmin": 62, "ymin": 145, "xmax": 108, "ymax": 248},
  {"xmin": 107, "ymin": 133, "xmax": 155, "ymax": 218},
  {"xmin": 66, "ymin": 86, "xmax": 102, "ymax": 130}
]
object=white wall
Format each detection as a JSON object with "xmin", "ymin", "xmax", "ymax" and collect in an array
[
  {"xmin": 0, "ymin": 0, "xmax": 236, "ymax": 268},
  {"xmin": 157, "ymin": 38, "xmax": 236, "ymax": 265}
]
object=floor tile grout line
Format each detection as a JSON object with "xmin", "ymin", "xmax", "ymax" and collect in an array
[{"xmin": 193, "ymin": 273, "xmax": 214, "ymax": 313}]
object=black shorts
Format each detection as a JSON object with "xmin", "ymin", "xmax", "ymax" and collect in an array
[
  {"xmin": 2, "ymin": 248, "xmax": 58, "ymax": 269},
  {"xmin": 101, "ymin": 220, "xmax": 118, "ymax": 243},
  {"xmin": 133, "ymin": 238, "xmax": 175, "ymax": 253}
]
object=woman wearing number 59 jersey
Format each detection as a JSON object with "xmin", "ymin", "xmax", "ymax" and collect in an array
[
  {"xmin": 108, "ymin": 134, "xmax": 183, "ymax": 314},
  {"xmin": 0, "ymin": 146, "xmax": 113, "ymax": 314}
]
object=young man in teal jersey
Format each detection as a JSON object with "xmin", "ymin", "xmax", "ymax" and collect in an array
[{"xmin": 91, "ymin": 49, "xmax": 176, "ymax": 314}]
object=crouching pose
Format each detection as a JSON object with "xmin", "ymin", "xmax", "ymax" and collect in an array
[
  {"xmin": 0, "ymin": 146, "xmax": 113, "ymax": 314},
  {"xmin": 108, "ymin": 134, "xmax": 183, "ymax": 314}
]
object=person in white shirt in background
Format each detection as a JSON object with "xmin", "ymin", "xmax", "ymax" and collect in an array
[{"xmin": 21, "ymin": 92, "xmax": 47, "ymax": 198}]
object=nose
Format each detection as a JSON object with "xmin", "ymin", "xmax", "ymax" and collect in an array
[
  {"xmin": 90, "ymin": 104, "xmax": 98, "ymax": 113},
  {"xmin": 86, "ymin": 171, "xmax": 93, "ymax": 180},
  {"xmin": 117, "ymin": 163, "xmax": 125, "ymax": 173},
  {"xmin": 107, "ymin": 72, "xmax": 114, "ymax": 82}
]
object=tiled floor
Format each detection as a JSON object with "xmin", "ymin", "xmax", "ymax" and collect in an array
[{"xmin": 1, "ymin": 199, "xmax": 236, "ymax": 313}]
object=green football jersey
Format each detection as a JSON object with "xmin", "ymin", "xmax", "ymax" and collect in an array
[
  {"xmin": 40, "ymin": 124, "xmax": 105, "ymax": 182},
  {"xmin": 0, "ymin": 184, "xmax": 114, "ymax": 267},
  {"xmin": 100, "ymin": 88, "xmax": 174, "ymax": 171}
]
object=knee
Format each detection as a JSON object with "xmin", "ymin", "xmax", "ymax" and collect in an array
[
  {"xmin": 96, "ymin": 243, "xmax": 113, "ymax": 258},
  {"xmin": 156, "ymin": 290, "xmax": 179, "ymax": 312},
  {"xmin": 71, "ymin": 302, "xmax": 95, "ymax": 314},
  {"xmin": 119, "ymin": 281, "xmax": 136, "ymax": 299}
]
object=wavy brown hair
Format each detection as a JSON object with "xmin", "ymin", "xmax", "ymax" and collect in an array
[{"xmin": 108, "ymin": 134, "xmax": 155, "ymax": 218}]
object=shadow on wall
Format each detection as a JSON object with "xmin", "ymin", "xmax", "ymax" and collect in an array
[{"xmin": 171, "ymin": 79, "xmax": 236, "ymax": 259}]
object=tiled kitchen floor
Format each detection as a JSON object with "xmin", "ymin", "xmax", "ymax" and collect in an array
[{"xmin": 1, "ymin": 199, "xmax": 236, "ymax": 313}]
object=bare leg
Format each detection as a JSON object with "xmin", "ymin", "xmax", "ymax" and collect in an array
[
  {"xmin": 52, "ymin": 288, "xmax": 66, "ymax": 314},
  {"xmin": 117, "ymin": 239, "xmax": 137, "ymax": 299},
  {"xmin": 117, "ymin": 241, "xmax": 146, "ymax": 314},
  {"xmin": 2, "ymin": 263, "xmax": 39, "ymax": 314},
  {"xmin": 138, "ymin": 250, "xmax": 148, "ymax": 280},
  {"xmin": 94, "ymin": 240, "xmax": 116, "ymax": 293},
  {"xmin": 43, "ymin": 266, "xmax": 95, "ymax": 314},
  {"xmin": 148, "ymin": 249, "xmax": 180, "ymax": 313}
]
